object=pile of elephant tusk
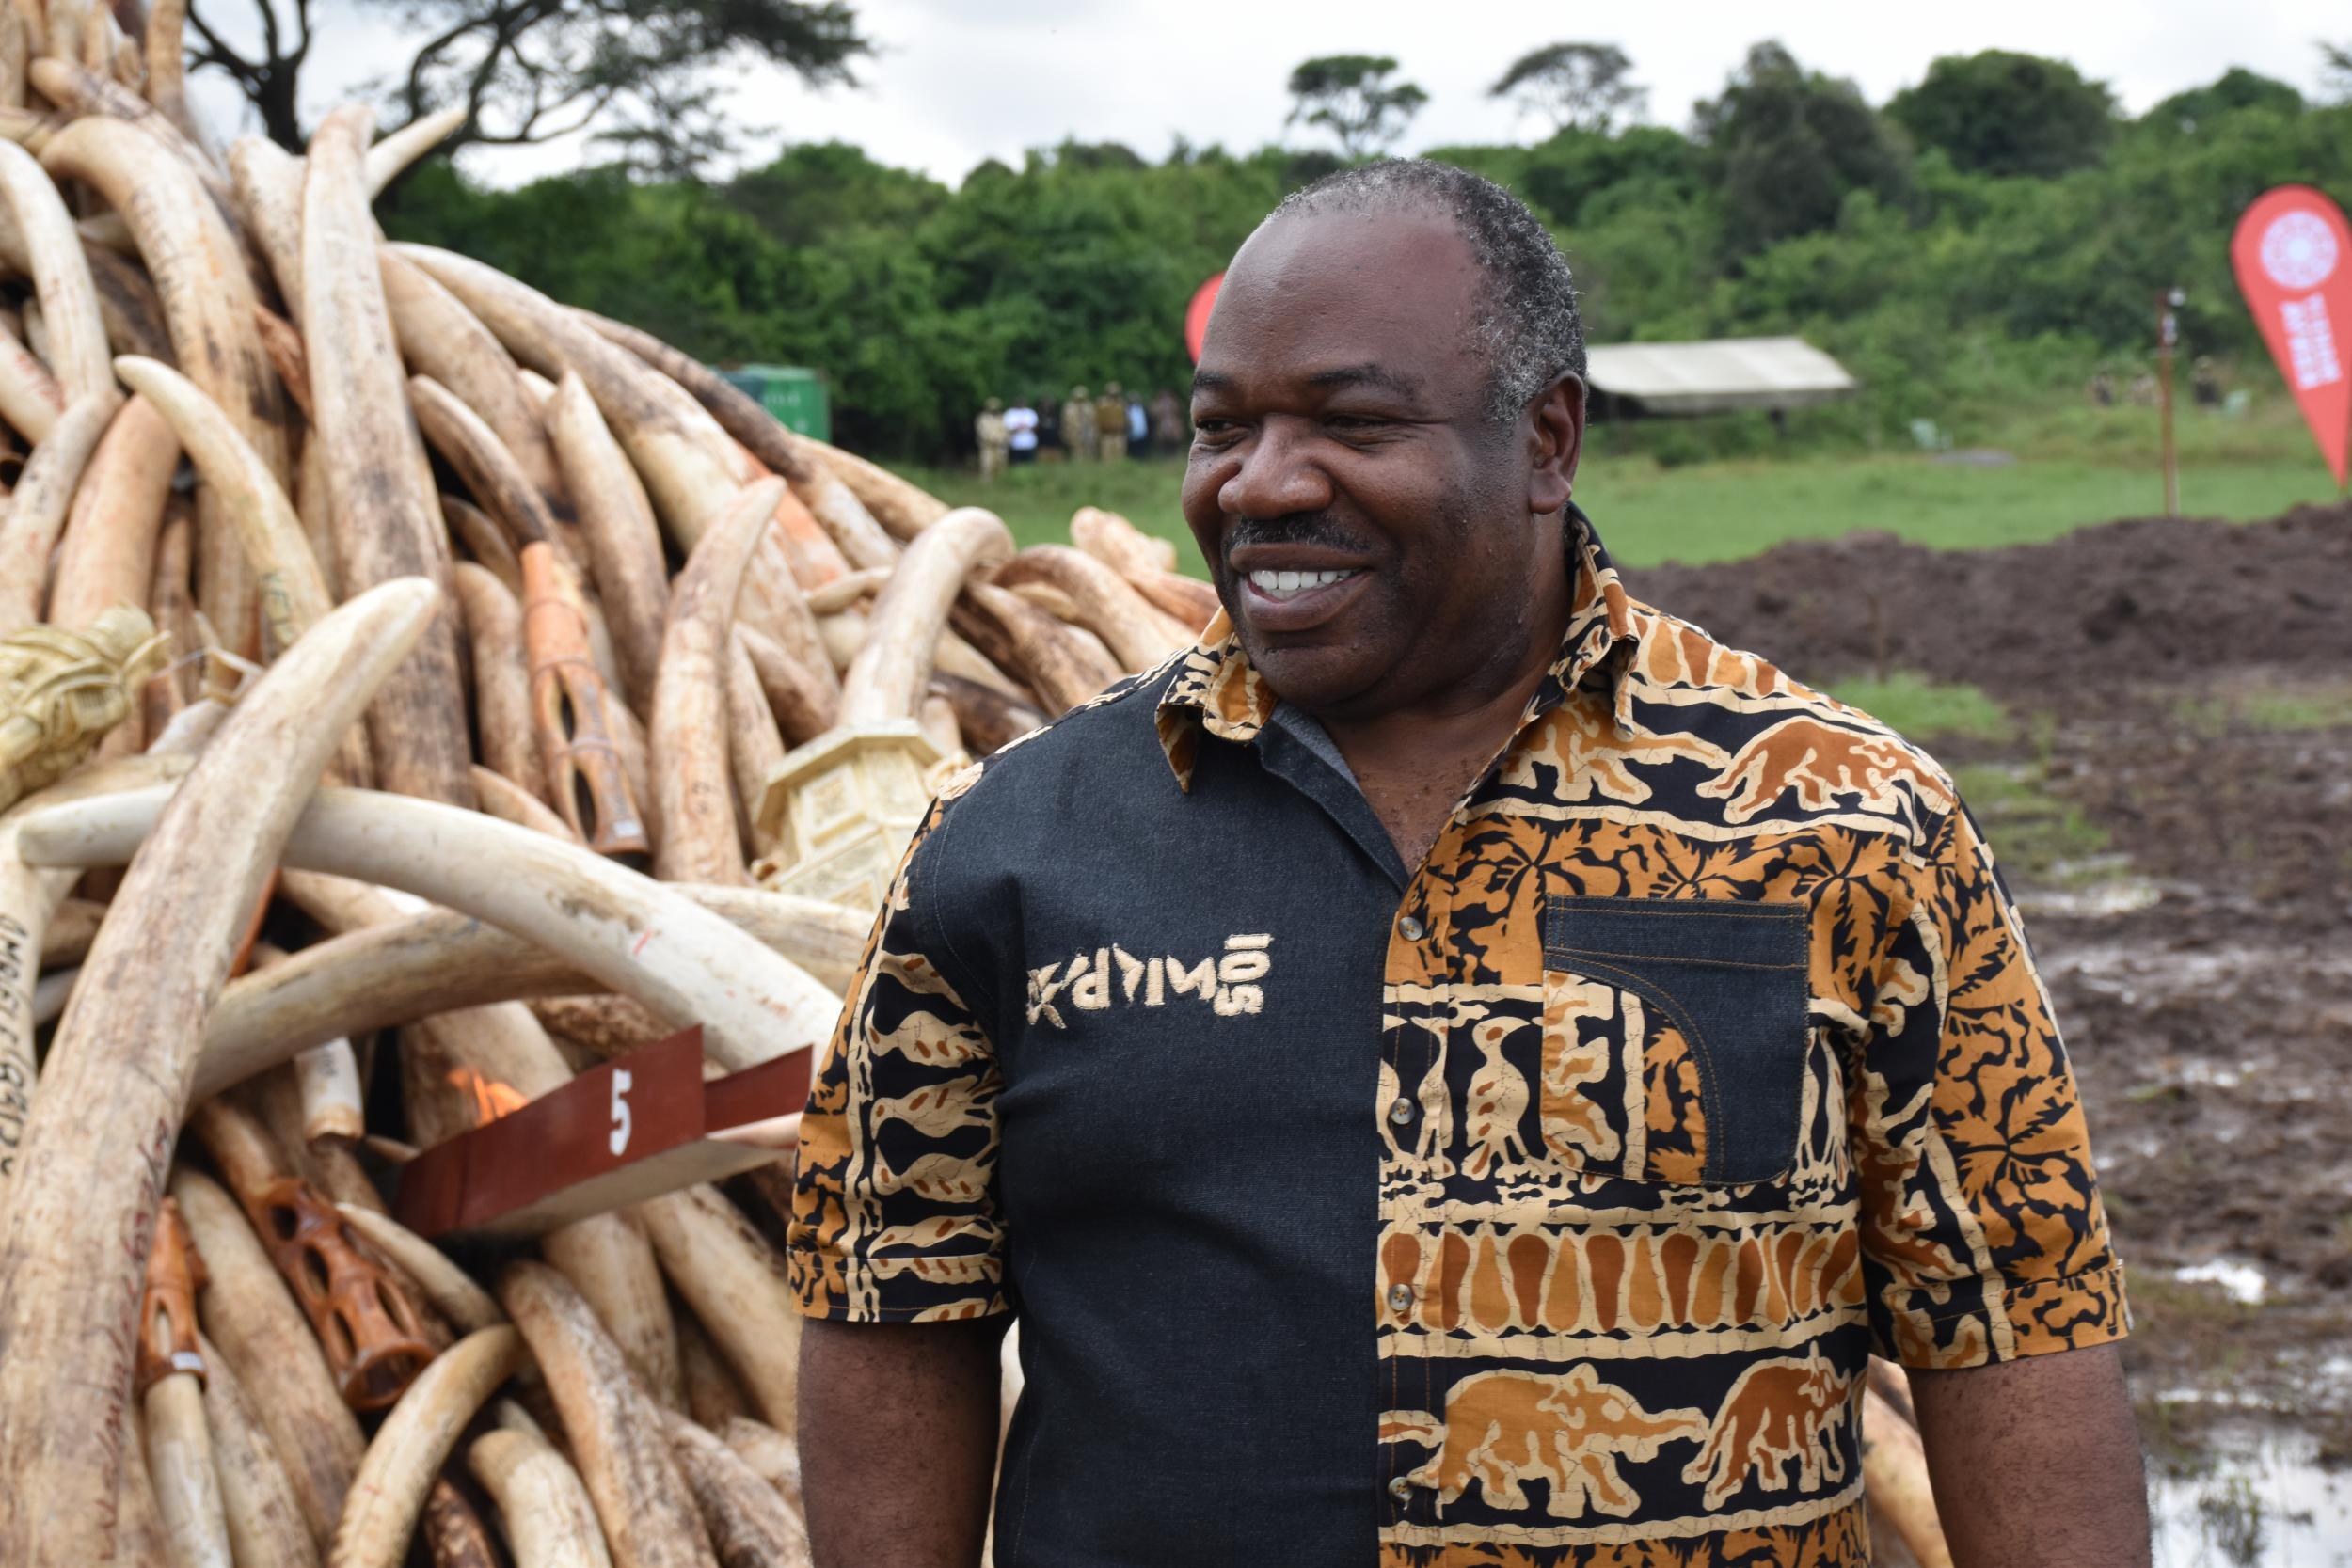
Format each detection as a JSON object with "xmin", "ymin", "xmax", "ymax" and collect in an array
[
  {"xmin": 0, "ymin": 9, "xmax": 1221, "ymax": 1560},
  {"xmin": 0, "ymin": 8, "xmax": 1953, "ymax": 1566}
]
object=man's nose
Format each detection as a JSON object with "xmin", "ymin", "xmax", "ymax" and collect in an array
[{"xmin": 1217, "ymin": 420, "xmax": 1334, "ymax": 521}]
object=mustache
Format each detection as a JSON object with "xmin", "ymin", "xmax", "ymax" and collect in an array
[{"xmin": 1222, "ymin": 512, "xmax": 1374, "ymax": 558}]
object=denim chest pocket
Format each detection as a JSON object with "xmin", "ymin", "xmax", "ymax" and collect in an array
[{"xmin": 1538, "ymin": 896, "xmax": 1809, "ymax": 1187}]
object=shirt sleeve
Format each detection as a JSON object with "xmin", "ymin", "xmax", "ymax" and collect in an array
[
  {"xmin": 1854, "ymin": 800, "xmax": 2128, "ymax": 1370},
  {"xmin": 787, "ymin": 788, "xmax": 1007, "ymax": 1323}
]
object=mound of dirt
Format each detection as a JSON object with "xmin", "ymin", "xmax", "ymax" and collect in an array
[{"xmin": 1624, "ymin": 502, "xmax": 2352, "ymax": 697}]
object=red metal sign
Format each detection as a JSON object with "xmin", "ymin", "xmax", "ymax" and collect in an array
[
  {"xmin": 2231, "ymin": 185, "xmax": 2352, "ymax": 487},
  {"xmin": 1184, "ymin": 271, "xmax": 1224, "ymax": 365}
]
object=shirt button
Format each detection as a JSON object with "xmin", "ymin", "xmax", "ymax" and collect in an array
[
  {"xmin": 1395, "ymin": 914, "xmax": 1425, "ymax": 942},
  {"xmin": 1388, "ymin": 1475, "xmax": 1415, "ymax": 1504},
  {"xmin": 1387, "ymin": 1096, "xmax": 1414, "ymax": 1126},
  {"xmin": 1387, "ymin": 1282, "xmax": 1414, "ymax": 1312}
]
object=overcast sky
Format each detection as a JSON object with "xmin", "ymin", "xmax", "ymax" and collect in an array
[{"xmin": 185, "ymin": 0, "xmax": 2350, "ymax": 187}]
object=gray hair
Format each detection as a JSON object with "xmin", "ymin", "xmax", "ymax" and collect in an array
[{"xmin": 1267, "ymin": 158, "xmax": 1585, "ymax": 423}]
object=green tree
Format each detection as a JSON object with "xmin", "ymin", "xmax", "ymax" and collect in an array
[
  {"xmin": 1285, "ymin": 55, "xmax": 1428, "ymax": 159},
  {"xmin": 189, "ymin": 0, "xmax": 867, "ymax": 166},
  {"xmin": 1694, "ymin": 41, "xmax": 1915, "ymax": 258},
  {"xmin": 2145, "ymin": 67, "xmax": 2304, "ymax": 132},
  {"xmin": 1488, "ymin": 42, "xmax": 1645, "ymax": 134},
  {"xmin": 2316, "ymin": 41, "xmax": 2350, "ymax": 103},
  {"xmin": 1886, "ymin": 51, "xmax": 2116, "ymax": 178}
]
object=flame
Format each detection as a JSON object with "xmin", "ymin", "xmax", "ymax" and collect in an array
[{"xmin": 445, "ymin": 1067, "xmax": 529, "ymax": 1126}]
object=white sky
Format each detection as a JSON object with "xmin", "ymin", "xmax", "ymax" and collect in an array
[{"xmin": 183, "ymin": 0, "xmax": 2350, "ymax": 187}]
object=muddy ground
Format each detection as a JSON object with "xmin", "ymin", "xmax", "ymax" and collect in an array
[{"xmin": 1633, "ymin": 504, "xmax": 2352, "ymax": 1560}]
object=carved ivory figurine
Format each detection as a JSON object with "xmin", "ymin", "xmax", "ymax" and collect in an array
[{"xmin": 0, "ymin": 604, "xmax": 167, "ymax": 811}]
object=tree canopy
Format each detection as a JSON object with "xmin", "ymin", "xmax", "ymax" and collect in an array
[
  {"xmin": 188, "ymin": 0, "xmax": 867, "ymax": 165},
  {"xmin": 1887, "ymin": 50, "xmax": 2116, "ymax": 178},
  {"xmin": 1693, "ymin": 41, "xmax": 1915, "ymax": 256},
  {"xmin": 1488, "ymin": 42, "xmax": 1645, "ymax": 134},
  {"xmin": 1285, "ymin": 55, "xmax": 1427, "ymax": 159}
]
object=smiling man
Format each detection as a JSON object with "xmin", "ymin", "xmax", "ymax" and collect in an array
[{"xmin": 788, "ymin": 161, "xmax": 2148, "ymax": 1567}]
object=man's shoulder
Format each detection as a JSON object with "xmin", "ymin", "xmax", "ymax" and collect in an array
[
  {"xmin": 1613, "ymin": 598, "xmax": 1959, "ymax": 849},
  {"xmin": 928, "ymin": 656, "xmax": 1182, "ymax": 832}
]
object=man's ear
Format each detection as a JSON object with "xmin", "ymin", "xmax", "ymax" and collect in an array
[{"xmin": 1526, "ymin": 374, "xmax": 1585, "ymax": 517}]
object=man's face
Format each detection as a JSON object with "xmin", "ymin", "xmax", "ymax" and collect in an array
[{"xmin": 1182, "ymin": 209, "xmax": 1579, "ymax": 720}]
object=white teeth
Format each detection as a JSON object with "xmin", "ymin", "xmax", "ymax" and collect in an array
[{"xmin": 1246, "ymin": 568, "xmax": 1357, "ymax": 602}]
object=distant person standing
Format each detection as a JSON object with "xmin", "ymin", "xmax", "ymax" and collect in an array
[
  {"xmin": 1004, "ymin": 398, "xmax": 1039, "ymax": 466},
  {"xmin": 975, "ymin": 397, "xmax": 1009, "ymax": 482},
  {"xmin": 1095, "ymin": 382, "xmax": 1128, "ymax": 465},
  {"xmin": 1149, "ymin": 387, "xmax": 1184, "ymax": 456},
  {"xmin": 1126, "ymin": 389, "xmax": 1149, "ymax": 458},
  {"xmin": 1062, "ymin": 386, "xmax": 1097, "ymax": 463},
  {"xmin": 2192, "ymin": 356, "xmax": 2221, "ymax": 409}
]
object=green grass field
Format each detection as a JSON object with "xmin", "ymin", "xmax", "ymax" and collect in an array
[{"xmin": 901, "ymin": 392, "xmax": 2344, "ymax": 575}]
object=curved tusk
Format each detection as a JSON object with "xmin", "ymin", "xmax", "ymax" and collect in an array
[
  {"xmin": 0, "ymin": 578, "xmax": 437, "ymax": 1568},
  {"xmin": 48, "ymin": 394, "xmax": 181, "ymax": 630},
  {"xmin": 0, "ymin": 138, "xmax": 111, "ymax": 401},
  {"xmin": 380, "ymin": 249, "xmax": 576, "ymax": 544},
  {"xmin": 199, "ymin": 1331, "xmax": 324, "ymax": 1568},
  {"xmin": 840, "ymin": 507, "xmax": 1013, "ymax": 726},
  {"xmin": 634, "ymin": 1186, "xmax": 800, "ymax": 1438},
  {"xmin": 1069, "ymin": 504, "xmax": 1175, "ymax": 577},
  {"xmin": 453, "ymin": 562, "xmax": 548, "ymax": 803},
  {"xmin": 653, "ymin": 478, "xmax": 783, "ymax": 885},
  {"xmin": 294, "ymin": 1034, "xmax": 364, "ymax": 1144},
  {"xmin": 541, "ymin": 1211, "xmax": 682, "ymax": 1415},
  {"xmin": 545, "ymin": 371, "xmax": 666, "ymax": 709},
  {"xmin": 713, "ymin": 1417, "xmax": 802, "ymax": 1520},
  {"xmin": 664, "ymin": 1414, "xmax": 810, "ymax": 1568},
  {"xmin": 469, "ymin": 1426, "xmax": 613, "ymax": 1568},
  {"xmin": 500, "ymin": 1260, "xmax": 717, "ymax": 1568},
  {"xmin": 301, "ymin": 107, "xmax": 469, "ymax": 807},
  {"xmin": 1863, "ymin": 1383, "xmax": 1954, "ymax": 1568},
  {"xmin": 0, "ymin": 312, "xmax": 60, "ymax": 440},
  {"xmin": 137, "ymin": 1196, "xmax": 234, "ymax": 1568},
  {"xmin": 113, "ymin": 355, "xmax": 334, "ymax": 654},
  {"xmin": 327, "ymin": 1325, "xmax": 525, "ymax": 1568},
  {"xmin": 727, "ymin": 637, "xmax": 787, "ymax": 860},
  {"xmin": 22, "ymin": 783, "xmax": 844, "ymax": 1073},
  {"xmin": 364, "ymin": 104, "xmax": 467, "ymax": 196},
  {"xmin": 0, "ymin": 388, "xmax": 123, "ymax": 633},
  {"xmin": 174, "ymin": 1168, "xmax": 365, "ymax": 1551},
  {"xmin": 226, "ymin": 135, "xmax": 307, "ymax": 317},
  {"xmin": 474, "ymin": 762, "xmax": 577, "ymax": 842},
  {"xmin": 954, "ymin": 580, "xmax": 1123, "ymax": 715},
  {"xmin": 992, "ymin": 543, "xmax": 1194, "ymax": 673}
]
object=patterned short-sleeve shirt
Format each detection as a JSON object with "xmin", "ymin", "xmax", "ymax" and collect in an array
[{"xmin": 787, "ymin": 510, "xmax": 2127, "ymax": 1567}]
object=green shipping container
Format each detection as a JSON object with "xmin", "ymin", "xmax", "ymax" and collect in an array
[{"xmin": 714, "ymin": 363, "xmax": 831, "ymax": 442}]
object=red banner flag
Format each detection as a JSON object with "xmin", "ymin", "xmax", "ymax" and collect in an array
[
  {"xmin": 1184, "ymin": 271, "xmax": 1223, "ymax": 365},
  {"xmin": 2232, "ymin": 185, "xmax": 2352, "ymax": 487}
]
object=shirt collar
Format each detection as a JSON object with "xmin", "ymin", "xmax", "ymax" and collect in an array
[{"xmin": 1154, "ymin": 505, "xmax": 1638, "ymax": 790}]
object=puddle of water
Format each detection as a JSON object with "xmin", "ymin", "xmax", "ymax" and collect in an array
[{"xmin": 2150, "ymin": 1421, "xmax": 2351, "ymax": 1568}]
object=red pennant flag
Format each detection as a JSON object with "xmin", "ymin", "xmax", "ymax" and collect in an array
[
  {"xmin": 2232, "ymin": 185, "xmax": 2352, "ymax": 488},
  {"xmin": 1184, "ymin": 271, "xmax": 1223, "ymax": 365}
]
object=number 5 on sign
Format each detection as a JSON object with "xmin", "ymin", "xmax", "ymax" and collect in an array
[{"xmin": 609, "ymin": 1069, "xmax": 633, "ymax": 1156}]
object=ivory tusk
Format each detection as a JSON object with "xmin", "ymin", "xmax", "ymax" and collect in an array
[
  {"xmin": 453, "ymin": 562, "xmax": 548, "ymax": 803},
  {"xmin": 447, "ymin": 492, "xmax": 524, "ymax": 595},
  {"xmin": 326, "ymin": 1325, "xmax": 525, "ymax": 1568},
  {"xmin": 634, "ymin": 1185, "xmax": 801, "ymax": 1438},
  {"xmin": 953, "ymin": 580, "xmax": 1123, "ymax": 715},
  {"xmin": 199, "ymin": 1331, "xmax": 323, "ymax": 1568},
  {"xmin": 334, "ymin": 1202, "xmax": 501, "ymax": 1334},
  {"xmin": 226, "ymin": 135, "xmax": 306, "ymax": 318},
  {"xmin": 803, "ymin": 564, "xmax": 887, "ymax": 616},
  {"xmin": 713, "ymin": 1417, "xmax": 803, "ymax": 1521},
  {"xmin": 0, "ymin": 578, "xmax": 436, "ymax": 1568},
  {"xmin": 191, "ymin": 882, "xmax": 863, "ymax": 1101},
  {"xmin": 142, "ymin": 0, "xmax": 211, "ymax": 153},
  {"xmin": 839, "ymin": 507, "xmax": 1013, "ymax": 726},
  {"xmin": 736, "ymin": 622, "xmax": 837, "ymax": 745},
  {"xmin": 580, "ymin": 313, "xmax": 895, "ymax": 571},
  {"xmin": 469, "ymin": 1426, "xmax": 613, "ymax": 1568},
  {"xmin": 674, "ymin": 1307, "xmax": 753, "ymax": 1431},
  {"xmin": 499, "ymin": 1261, "xmax": 719, "ymax": 1568},
  {"xmin": 173, "ymin": 1168, "xmax": 365, "ymax": 1551},
  {"xmin": 251, "ymin": 300, "xmax": 311, "ymax": 419},
  {"xmin": 542, "ymin": 1211, "xmax": 683, "ymax": 1416},
  {"xmin": 0, "ymin": 138, "xmax": 110, "ymax": 400},
  {"xmin": 934, "ymin": 671, "xmax": 1047, "ymax": 757},
  {"xmin": 653, "ymin": 478, "xmax": 783, "ymax": 885},
  {"xmin": 363, "ymin": 104, "xmax": 467, "ymax": 197},
  {"xmin": 0, "ymin": 388, "xmax": 121, "ymax": 633},
  {"xmin": 380, "ymin": 249, "xmax": 577, "ymax": 545},
  {"xmin": 530, "ymin": 994, "xmax": 672, "ymax": 1062},
  {"xmin": 784, "ymin": 430, "xmax": 950, "ymax": 543},
  {"xmin": 294, "ymin": 1036, "xmax": 364, "ymax": 1144},
  {"xmin": 21, "ymin": 782, "xmax": 843, "ymax": 1072},
  {"xmin": 113, "ymin": 356, "xmax": 334, "ymax": 655},
  {"xmin": 1863, "ymin": 1384, "xmax": 1954, "ymax": 1568},
  {"xmin": 0, "ymin": 313, "xmax": 60, "ymax": 439},
  {"xmin": 48, "ymin": 395, "xmax": 180, "ymax": 631},
  {"xmin": 144, "ymin": 1375, "xmax": 233, "ymax": 1568},
  {"xmin": 301, "ymin": 107, "xmax": 470, "ymax": 807},
  {"xmin": 545, "ymin": 371, "xmax": 667, "ymax": 710},
  {"xmin": 476, "ymin": 763, "xmax": 579, "ymax": 842},
  {"xmin": 727, "ymin": 636, "xmax": 787, "ymax": 859},
  {"xmin": 664, "ymin": 1414, "xmax": 811, "ymax": 1568},
  {"xmin": 992, "ymin": 543, "xmax": 1194, "ymax": 673},
  {"xmin": 1069, "ymin": 504, "xmax": 1176, "ymax": 577}
]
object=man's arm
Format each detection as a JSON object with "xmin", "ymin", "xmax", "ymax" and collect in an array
[
  {"xmin": 1911, "ymin": 1342, "xmax": 2149, "ymax": 1568},
  {"xmin": 801, "ymin": 1317, "xmax": 1005, "ymax": 1568}
]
